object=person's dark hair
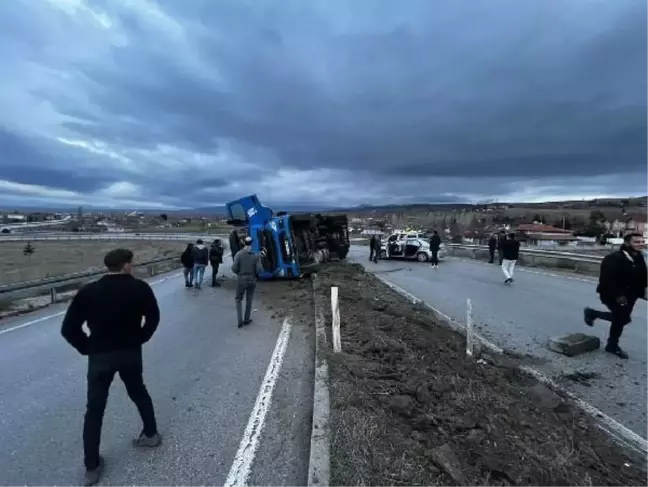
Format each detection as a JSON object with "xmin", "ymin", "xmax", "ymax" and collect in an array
[
  {"xmin": 433, "ymin": 230, "xmax": 438, "ymax": 235},
  {"xmin": 104, "ymin": 248, "xmax": 134, "ymax": 272},
  {"xmin": 196, "ymin": 239, "xmax": 203, "ymax": 245},
  {"xmin": 624, "ymin": 233, "xmax": 643, "ymax": 243},
  {"xmin": 508, "ymin": 232, "xmax": 516, "ymax": 238}
]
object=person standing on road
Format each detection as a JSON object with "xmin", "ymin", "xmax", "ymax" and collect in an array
[
  {"xmin": 180, "ymin": 243, "xmax": 194, "ymax": 288},
  {"xmin": 497, "ymin": 230, "xmax": 506, "ymax": 265},
  {"xmin": 369, "ymin": 235, "xmax": 377, "ymax": 262},
  {"xmin": 371, "ymin": 235, "xmax": 381, "ymax": 263},
  {"xmin": 488, "ymin": 233, "xmax": 497, "ymax": 263},
  {"xmin": 501, "ymin": 232, "xmax": 520, "ymax": 285},
  {"xmin": 429, "ymin": 231, "xmax": 441, "ymax": 268},
  {"xmin": 61, "ymin": 248, "xmax": 162, "ymax": 486},
  {"xmin": 584, "ymin": 233, "xmax": 647, "ymax": 359},
  {"xmin": 231, "ymin": 236, "xmax": 263, "ymax": 328},
  {"xmin": 192, "ymin": 239, "xmax": 209, "ymax": 289},
  {"xmin": 209, "ymin": 239, "xmax": 224, "ymax": 287}
]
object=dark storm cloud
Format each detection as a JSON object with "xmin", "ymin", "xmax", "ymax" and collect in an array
[
  {"xmin": 70, "ymin": 0, "xmax": 648, "ymax": 175},
  {"xmin": 0, "ymin": 127, "xmax": 122, "ymax": 192},
  {"xmin": 0, "ymin": 0, "xmax": 646, "ymax": 207}
]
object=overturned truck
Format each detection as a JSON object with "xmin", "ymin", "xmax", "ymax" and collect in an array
[{"xmin": 225, "ymin": 194, "xmax": 350, "ymax": 280}]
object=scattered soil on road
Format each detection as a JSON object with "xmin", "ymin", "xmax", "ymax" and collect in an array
[
  {"xmin": 0, "ymin": 240, "xmax": 184, "ymax": 285},
  {"xmin": 259, "ymin": 261, "xmax": 646, "ymax": 486}
]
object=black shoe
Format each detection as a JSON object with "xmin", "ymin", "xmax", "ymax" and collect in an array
[
  {"xmin": 133, "ymin": 432, "xmax": 162, "ymax": 448},
  {"xmin": 504, "ymin": 278, "xmax": 512, "ymax": 284},
  {"xmin": 238, "ymin": 322, "xmax": 244, "ymax": 328},
  {"xmin": 243, "ymin": 319, "xmax": 252, "ymax": 326},
  {"xmin": 185, "ymin": 282, "xmax": 191, "ymax": 288},
  {"xmin": 84, "ymin": 456, "xmax": 104, "ymax": 486},
  {"xmin": 583, "ymin": 307, "xmax": 595, "ymax": 326},
  {"xmin": 605, "ymin": 346, "xmax": 629, "ymax": 359}
]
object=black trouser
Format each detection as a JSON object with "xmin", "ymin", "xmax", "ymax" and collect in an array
[
  {"xmin": 84, "ymin": 348, "xmax": 157, "ymax": 470},
  {"xmin": 211, "ymin": 263, "xmax": 220, "ymax": 286},
  {"xmin": 591, "ymin": 297, "xmax": 636, "ymax": 348},
  {"xmin": 489, "ymin": 247, "xmax": 495, "ymax": 262},
  {"xmin": 372, "ymin": 247, "xmax": 379, "ymax": 263},
  {"xmin": 431, "ymin": 249, "xmax": 439, "ymax": 265},
  {"xmin": 235, "ymin": 276, "xmax": 256, "ymax": 324},
  {"xmin": 369, "ymin": 247, "xmax": 375, "ymax": 261},
  {"xmin": 498, "ymin": 249, "xmax": 504, "ymax": 264}
]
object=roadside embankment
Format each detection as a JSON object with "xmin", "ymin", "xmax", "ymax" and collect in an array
[{"xmin": 262, "ymin": 260, "xmax": 646, "ymax": 486}]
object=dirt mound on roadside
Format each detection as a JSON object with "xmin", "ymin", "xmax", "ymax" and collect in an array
[{"xmin": 258, "ymin": 261, "xmax": 646, "ymax": 486}]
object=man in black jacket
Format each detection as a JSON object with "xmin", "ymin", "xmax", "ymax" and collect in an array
[
  {"xmin": 192, "ymin": 239, "xmax": 210, "ymax": 289},
  {"xmin": 497, "ymin": 230, "xmax": 506, "ymax": 264},
  {"xmin": 369, "ymin": 235, "xmax": 376, "ymax": 262},
  {"xmin": 180, "ymin": 243, "xmax": 194, "ymax": 287},
  {"xmin": 584, "ymin": 233, "xmax": 647, "ymax": 359},
  {"xmin": 209, "ymin": 239, "xmax": 224, "ymax": 287},
  {"xmin": 371, "ymin": 235, "xmax": 381, "ymax": 263},
  {"xmin": 429, "ymin": 231, "xmax": 442, "ymax": 268},
  {"xmin": 488, "ymin": 233, "xmax": 497, "ymax": 263},
  {"xmin": 501, "ymin": 232, "xmax": 520, "ymax": 284},
  {"xmin": 61, "ymin": 248, "xmax": 162, "ymax": 486}
]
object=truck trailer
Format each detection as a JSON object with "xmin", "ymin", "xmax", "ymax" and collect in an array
[{"xmin": 225, "ymin": 194, "xmax": 350, "ymax": 280}]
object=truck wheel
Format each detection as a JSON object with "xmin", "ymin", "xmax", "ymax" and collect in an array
[
  {"xmin": 380, "ymin": 250, "xmax": 387, "ymax": 259},
  {"xmin": 416, "ymin": 252, "xmax": 429, "ymax": 262}
]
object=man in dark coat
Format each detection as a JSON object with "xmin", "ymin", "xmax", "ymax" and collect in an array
[
  {"xmin": 209, "ymin": 239, "xmax": 224, "ymax": 287},
  {"xmin": 496, "ymin": 230, "xmax": 506, "ymax": 265},
  {"xmin": 429, "ymin": 231, "xmax": 442, "ymax": 268},
  {"xmin": 584, "ymin": 233, "xmax": 647, "ymax": 359},
  {"xmin": 371, "ymin": 235, "xmax": 381, "ymax": 263},
  {"xmin": 180, "ymin": 243, "xmax": 194, "ymax": 288},
  {"xmin": 61, "ymin": 249, "xmax": 161, "ymax": 486},
  {"xmin": 488, "ymin": 233, "xmax": 498, "ymax": 263},
  {"xmin": 369, "ymin": 235, "xmax": 377, "ymax": 262}
]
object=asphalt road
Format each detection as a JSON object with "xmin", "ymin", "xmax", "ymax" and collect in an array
[
  {"xmin": 349, "ymin": 246, "xmax": 648, "ymax": 439},
  {"xmin": 0, "ymin": 266, "xmax": 314, "ymax": 486}
]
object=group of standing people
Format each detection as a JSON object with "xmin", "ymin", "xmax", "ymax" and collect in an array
[{"xmin": 180, "ymin": 238, "xmax": 224, "ymax": 289}]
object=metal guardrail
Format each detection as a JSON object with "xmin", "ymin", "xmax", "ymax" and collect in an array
[
  {"xmin": 446, "ymin": 243, "xmax": 605, "ymax": 262},
  {"xmin": 0, "ymin": 256, "xmax": 183, "ymax": 304},
  {"xmin": 0, "ymin": 256, "xmax": 182, "ymax": 295}
]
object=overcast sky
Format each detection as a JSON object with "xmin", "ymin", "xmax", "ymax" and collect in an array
[{"xmin": 0, "ymin": 0, "xmax": 646, "ymax": 210}]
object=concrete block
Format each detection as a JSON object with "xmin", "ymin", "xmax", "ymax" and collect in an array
[{"xmin": 547, "ymin": 333, "xmax": 600, "ymax": 357}]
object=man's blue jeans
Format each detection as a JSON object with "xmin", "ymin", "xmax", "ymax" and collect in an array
[{"xmin": 193, "ymin": 264, "xmax": 206, "ymax": 288}]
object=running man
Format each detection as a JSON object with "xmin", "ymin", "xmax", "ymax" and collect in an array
[{"xmin": 584, "ymin": 233, "xmax": 647, "ymax": 359}]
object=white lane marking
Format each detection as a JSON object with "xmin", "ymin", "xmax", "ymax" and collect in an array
[
  {"xmin": 0, "ymin": 271, "xmax": 185, "ymax": 336},
  {"xmin": 375, "ymin": 271, "xmax": 648, "ymax": 454},
  {"xmin": 0, "ymin": 312, "xmax": 66, "ymax": 336},
  {"xmin": 224, "ymin": 317, "xmax": 293, "ymax": 487}
]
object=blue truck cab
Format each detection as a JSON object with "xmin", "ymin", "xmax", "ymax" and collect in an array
[{"xmin": 225, "ymin": 194, "xmax": 350, "ymax": 280}]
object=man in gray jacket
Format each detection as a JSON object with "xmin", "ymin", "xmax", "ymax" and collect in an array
[{"xmin": 231, "ymin": 236, "xmax": 264, "ymax": 328}]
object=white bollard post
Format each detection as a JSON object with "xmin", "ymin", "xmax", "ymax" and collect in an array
[
  {"xmin": 331, "ymin": 286, "xmax": 342, "ymax": 353},
  {"xmin": 466, "ymin": 298, "xmax": 474, "ymax": 357}
]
